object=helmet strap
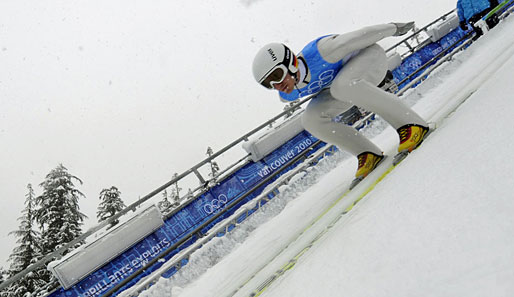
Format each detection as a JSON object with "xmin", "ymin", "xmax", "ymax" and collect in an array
[
  {"xmin": 293, "ymin": 72, "xmax": 301, "ymax": 91},
  {"xmin": 287, "ymin": 69, "xmax": 297, "ymax": 81}
]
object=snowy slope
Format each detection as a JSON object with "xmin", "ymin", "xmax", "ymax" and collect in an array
[
  {"xmin": 141, "ymin": 15, "xmax": 514, "ymax": 297},
  {"xmin": 259, "ymin": 19, "xmax": 514, "ymax": 297}
]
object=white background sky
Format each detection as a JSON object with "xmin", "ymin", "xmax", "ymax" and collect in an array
[{"xmin": 0, "ymin": 0, "xmax": 455, "ymax": 269}]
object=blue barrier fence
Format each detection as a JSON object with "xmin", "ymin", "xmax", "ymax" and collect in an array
[
  {"xmin": 49, "ymin": 133, "xmax": 322, "ymax": 297},
  {"xmin": 393, "ymin": 28, "xmax": 467, "ymax": 89}
]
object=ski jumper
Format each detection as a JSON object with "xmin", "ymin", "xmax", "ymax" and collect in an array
[{"xmin": 294, "ymin": 24, "xmax": 427, "ymax": 156}]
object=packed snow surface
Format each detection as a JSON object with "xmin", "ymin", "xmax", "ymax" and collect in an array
[{"xmin": 140, "ymin": 15, "xmax": 514, "ymax": 297}]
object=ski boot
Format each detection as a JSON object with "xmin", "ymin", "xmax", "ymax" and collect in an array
[
  {"xmin": 350, "ymin": 152, "xmax": 385, "ymax": 189},
  {"xmin": 394, "ymin": 124, "xmax": 429, "ymax": 164}
]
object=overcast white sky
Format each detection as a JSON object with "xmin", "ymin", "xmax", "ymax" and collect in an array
[{"xmin": 0, "ymin": 0, "xmax": 456, "ymax": 269}]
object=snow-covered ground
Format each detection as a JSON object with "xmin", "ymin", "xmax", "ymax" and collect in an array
[{"xmin": 139, "ymin": 13, "xmax": 514, "ymax": 297}]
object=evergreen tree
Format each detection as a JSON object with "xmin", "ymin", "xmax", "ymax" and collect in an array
[
  {"xmin": 157, "ymin": 190, "xmax": 173, "ymax": 212},
  {"xmin": 159, "ymin": 174, "xmax": 182, "ymax": 212},
  {"xmin": 97, "ymin": 186, "xmax": 125, "ymax": 228},
  {"xmin": 35, "ymin": 164, "xmax": 87, "ymax": 258},
  {"xmin": 170, "ymin": 173, "xmax": 182, "ymax": 206},
  {"xmin": 8, "ymin": 185, "xmax": 40, "ymax": 274},
  {"xmin": 206, "ymin": 147, "xmax": 220, "ymax": 180},
  {"xmin": 6, "ymin": 184, "xmax": 45, "ymax": 296}
]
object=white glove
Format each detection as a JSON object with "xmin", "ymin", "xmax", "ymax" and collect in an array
[{"xmin": 392, "ymin": 22, "xmax": 415, "ymax": 36}]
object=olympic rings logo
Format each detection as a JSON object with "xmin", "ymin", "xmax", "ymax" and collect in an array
[
  {"xmin": 299, "ymin": 69, "xmax": 335, "ymax": 97},
  {"xmin": 203, "ymin": 194, "xmax": 228, "ymax": 214},
  {"xmin": 406, "ymin": 56, "xmax": 422, "ymax": 70}
]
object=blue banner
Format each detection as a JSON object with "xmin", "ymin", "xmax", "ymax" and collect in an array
[
  {"xmin": 392, "ymin": 28, "xmax": 467, "ymax": 89},
  {"xmin": 48, "ymin": 132, "xmax": 321, "ymax": 297}
]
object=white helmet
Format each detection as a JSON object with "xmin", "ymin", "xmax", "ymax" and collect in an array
[{"xmin": 252, "ymin": 43, "xmax": 298, "ymax": 89}]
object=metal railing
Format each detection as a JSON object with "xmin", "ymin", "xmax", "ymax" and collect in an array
[{"xmin": 386, "ymin": 9, "xmax": 457, "ymax": 56}]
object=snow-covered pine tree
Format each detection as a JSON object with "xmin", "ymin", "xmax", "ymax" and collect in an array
[
  {"xmin": 6, "ymin": 184, "xmax": 45, "ymax": 295},
  {"xmin": 170, "ymin": 173, "xmax": 182, "ymax": 206},
  {"xmin": 97, "ymin": 186, "xmax": 125, "ymax": 228},
  {"xmin": 35, "ymin": 164, "xmax": 87, "ymax": 262},
  {"xmin": 206, "ymin": 147, "xmax": 220, "ymax": 180},
  {"xmin": 157, "ymin": 190, "xmax": 173, "ymax": 213},
  {"xmin": 8, "ymin": 185, "xmax": 40, "ymax": 273}
]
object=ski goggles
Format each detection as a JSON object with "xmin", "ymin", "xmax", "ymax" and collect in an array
[{"xmin": 259, "ymin": 64, "xmax": 288, "ymax": 89}]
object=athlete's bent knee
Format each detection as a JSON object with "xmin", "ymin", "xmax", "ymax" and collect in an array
[{"xmin": 301, "ymin": 108, "xmax": 329, "ymax": 135}]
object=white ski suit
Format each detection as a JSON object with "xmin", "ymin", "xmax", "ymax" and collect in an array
[{"xmin": 295, "ymin": 24, "xmax": 427, "ymax": 156}]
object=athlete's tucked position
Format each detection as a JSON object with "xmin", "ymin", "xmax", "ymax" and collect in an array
[{"xmin": 252, "ymin": 22, "xmax": 429, "ymax": 184}]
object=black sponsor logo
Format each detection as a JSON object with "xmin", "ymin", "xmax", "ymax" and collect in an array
[{"xmin": 268, "ymin": 48, "xmax": 277, "ymax": 61}]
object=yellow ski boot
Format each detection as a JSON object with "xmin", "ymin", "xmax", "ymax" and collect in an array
[
  {"xmin": 397, "ymin": 124, "xmax": 429, "ymax": 153},
  {"xmin": 350, "ymin": 152, "xmax": 385, "ymax": 189}
]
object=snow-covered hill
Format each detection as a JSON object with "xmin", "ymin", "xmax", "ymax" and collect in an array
[{"xmin": 142, "ymin": 13, "xmax": 514, "ymax": 297}]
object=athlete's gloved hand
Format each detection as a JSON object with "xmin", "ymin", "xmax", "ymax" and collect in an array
[
  {"xmin": 459, "ymin": 21, "xmax": 469, "ymax": 31},
  {"xmin": 391, "ymin": 21, "xmax": 415, "ymax": 36}
]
